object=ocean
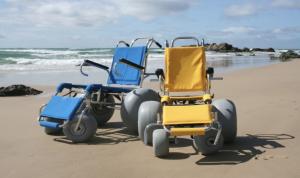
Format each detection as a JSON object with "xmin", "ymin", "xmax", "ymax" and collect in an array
[{"xmin": 0, "ymin": 48, "xmax": 298, "ymax": 85}]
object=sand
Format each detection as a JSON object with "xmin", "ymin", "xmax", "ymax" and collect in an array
[{"xmin": 0, "ymin": 60, "xmax": 300, "ymax": 178}]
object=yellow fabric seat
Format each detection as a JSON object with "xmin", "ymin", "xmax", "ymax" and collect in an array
[
  {"xmin": 164, "ymin": 47, "xmax": 207, "ymax": 92},
  {"xmin": 162, "ymin": 104, "xmax": 213, "ymax": 125}
]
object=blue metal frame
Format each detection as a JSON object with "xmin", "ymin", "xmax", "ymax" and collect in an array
[{"xmin": 38, "ymin": 39, "xmax": 159, "ymax": 129}]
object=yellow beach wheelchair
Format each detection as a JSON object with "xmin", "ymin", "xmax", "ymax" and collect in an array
[{"xmin": 137, "ymin": 37, "xmax": 237, "ymax": 157}]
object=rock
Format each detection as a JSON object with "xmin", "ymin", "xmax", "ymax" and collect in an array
[
  {"xmin": 251, "ymin": 48, "xmax": 275, "ymax": 52},
  {"xmin": 207, "ymin": 42, "xmax": 239, "ymax": 52},
  {"xmin": 206, "ymin": 43, "xmax": 246, "ymax": 52},
  {"xmin": 217, "ymin": 43, "xmax": 234, "ymax": 51},
  {"xmin": 0, "ymin": 85, "xmax": 43, "ymax": 96},
  {"xmin": 206, "ymin": 43, "xmax": 218, "ymax": 51},
  {"xmin": 279, "ymin": 50, "xmax": 300, "ymax": 61},
  {"xmin": 206, "ymin": 43, "xmax": 231, "ymax": 52},
  {"xmin": 267, "ymin": 48, "xmax": 275, "ymax": 52}
]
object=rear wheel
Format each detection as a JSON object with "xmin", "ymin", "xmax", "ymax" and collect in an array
[
  {"xmin": 194, "ymin": 130, "xmax": 223, "ymax": 156},
  {"xmin": 121, "ymin": 89, "xmax": 160, "ymax": 134},
  {"xmin": 90, "ymin": 95, "xmax": 115, "ymax": 127},
  {"xmin": 212, "ymin": 99, "xmax": 237, "ymax": 143}
]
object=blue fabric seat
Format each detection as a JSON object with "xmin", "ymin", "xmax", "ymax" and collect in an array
[
  {"xmin": 40, "ymin": 96, "xmax": 83, "ymax": 120},
  {"xmin": 108, "ymin": 46, "xmax": 147, "ymax": 86}
]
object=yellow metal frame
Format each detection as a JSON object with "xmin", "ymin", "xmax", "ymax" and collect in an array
[
  {"xmin": 170, "ymin": 128, "xmax": 205, "ymax": 136},
  {"xmin": 161, "ymin": 94, "xmax": 213, "ymax": 104},
  {"xmin": 160, "ymin": 46, "xmax": 215, "ymax": 137}
]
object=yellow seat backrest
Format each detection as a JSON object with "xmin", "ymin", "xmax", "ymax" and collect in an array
[{"xmin": 164, "ymin": 47, "xmax": 207, "ymax": 92}]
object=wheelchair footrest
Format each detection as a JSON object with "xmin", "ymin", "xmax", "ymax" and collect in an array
[
  {"xmin": 170, "ymin": 127, "xmax": 205, "ymax": 136},
  {"xmin": 39, "ymin": 120, "xmax": 60, "ymax": 129}
]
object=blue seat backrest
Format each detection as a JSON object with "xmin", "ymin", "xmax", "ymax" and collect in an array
[{"xmin": 107, "ymin": 46, "xmax": 147, "ymax": 85}]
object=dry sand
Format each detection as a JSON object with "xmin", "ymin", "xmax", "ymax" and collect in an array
[{"xmin": 1, "ymin": 60, "xmax": 300, "ymax": 178}]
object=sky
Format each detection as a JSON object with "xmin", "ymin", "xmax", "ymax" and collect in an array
[{"xmin": 0, "ymin": 0, "xmax": 299, "ymax": 48}]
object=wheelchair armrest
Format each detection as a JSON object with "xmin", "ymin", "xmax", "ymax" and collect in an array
[
  {"xmin": 206, "ymin": 67, "xmax": 214, "ymax": 76},
  {"xmin": 83, "ymin": 59, "xmax": 109, "ymax": 70},
  {"xmin": 119, "ymin": 58, "xmax": 145, "ymax": 70},
  {"xmin": 155, "ymin": 68, "xmax": 165, "ymax": 80},
  {"xmin": 206, "ymin": 67, "xmax": 223, "ymax": 80},
  {"xmin": 56, "ymin": 83, "xmax": 87, "ymax": 93},
  {"xmin": 80, "ymin": 60, "xmax": 109, "ymax": 76}
]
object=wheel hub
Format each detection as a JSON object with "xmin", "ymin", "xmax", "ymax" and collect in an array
[{"xmin": 70, "ymin": 123, "xmax": 86, "ymax": 136}]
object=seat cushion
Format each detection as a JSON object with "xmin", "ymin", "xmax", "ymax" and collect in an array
[
  {"xmin": 40, "ymin": 96, "xmax": 83, "ymax": 120},
  {"xmin": 163, "ymin": 104, "xmax": 213, "ymax": 125}
]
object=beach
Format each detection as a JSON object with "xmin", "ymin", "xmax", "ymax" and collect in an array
[{"xmin": 0, "ymin": 59, "xmax": 300, "ymax": 178}]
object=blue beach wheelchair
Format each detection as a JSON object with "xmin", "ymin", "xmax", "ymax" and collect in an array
[{"xmin": 38, "ymin": 38, "xmax": 162, "ymax": 142}]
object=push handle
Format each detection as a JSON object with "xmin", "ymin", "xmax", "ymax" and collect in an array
[
  {"xmin": 171, "ymin": 36, "xmax": 200, "ymax": 47},
  {"xmin": 117, "ymin": 41, "xmax": 130, "ymax": 47},
  {"xmin": 130, "ymin": 37, "xmax": 162, "ymax": 48}
]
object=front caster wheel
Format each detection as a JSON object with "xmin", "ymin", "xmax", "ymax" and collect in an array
[
  {"xmin": 138, "ymin": 101, "xmax": 161, "ymax": 144},
  {"xmin": 153, "ymin": 129, "xmax": 169, "ymax": 157},
  {"xmin": 63, "ymin": 114, "xmax": 97, "ymax": 143}
]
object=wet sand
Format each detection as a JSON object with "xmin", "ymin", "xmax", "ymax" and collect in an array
[{"xmin": 0, "ymin": 59, "xmax": 300, "ymax": 178}]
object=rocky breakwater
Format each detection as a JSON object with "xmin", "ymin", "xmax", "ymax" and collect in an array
[{"xmin": 206, "ymin": 43, "xmax": 275, "ymax": 52}]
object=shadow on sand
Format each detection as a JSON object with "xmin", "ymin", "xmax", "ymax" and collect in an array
[
  {"xmin": 195, "ymin": 134, "xmax": 295, "ymax": 165},
  {"xmin": 54, "ymin": 122, "xmax": 139, "ymax": 145},
  {"xmin": 53, "ymin": 123, "xmax": 294, "ymax": 165},
  {"xmin": 158, "ymin": 134, "xmax": 294, "ymax": 163}
]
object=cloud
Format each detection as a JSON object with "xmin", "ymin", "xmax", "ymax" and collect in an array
[
  {"xmin": 223, "ymin": 27, "xmax": 256, "ymax": 34},
  {"xmin": 2, "ymin": 0, "xmax": 119, "ymax": 27},
  {"xmin": 209, "ymin": 26, "xmax": 271, "ymax": 39},
  {"xmin": 112, "ymin": 0, "xmax": 197, "ymax": 20},
  {"xmin": 207, "ymin": 26, "xmax": 256, "ymax": 37},
  {"xmin": 272, "ymin": 0, "xmax": 300, "ymax": 9},
  {"xmin": 272, "ymin": 26, "xmax": 300, "ymax": 34},
  {"xmin": 71, "ymin": 35, "xmax": 81, "ymax": 40},
  {"xmin": 224, "ymin": 3, "xmax": 259, "ymax": 17},
  {"xmin": 0, "ymin": 0, "xmax": 198, "ymax": 27},
  {"xmin": 208, "ymin": 26, "xmax": 300, "ymax": 42},
  {"xmin": 0, "ymin": 34, "xmax": 5, "ymax": 39},
  {"xmin": 224, "ymin": 1, "xmax": 300, "ymax": 18}
]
